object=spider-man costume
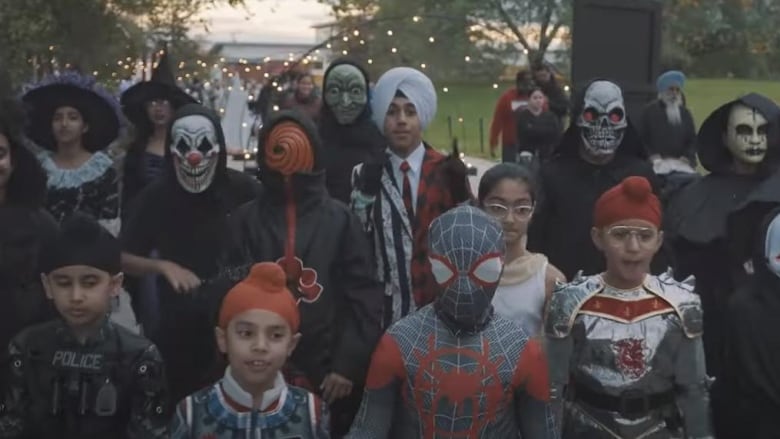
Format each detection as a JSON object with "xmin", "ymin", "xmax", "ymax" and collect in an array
[{"xmin": 347, "ymin": 205, "xmax": 559, "ymax": 438}]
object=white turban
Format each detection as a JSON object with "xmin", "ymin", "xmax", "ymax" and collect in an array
[{"xmin": 371, "ymin": 67, "xmax": 437, "ymax": 134}]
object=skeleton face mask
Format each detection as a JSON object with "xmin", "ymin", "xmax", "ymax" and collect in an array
[
  {"xmin": 725, "ymin": 104, "xmax": 769, "ymax": 165},
  {"xmin": 429, "ymin": 206, "xmax": 505, "ymax": 334},
  {"xmin": 324, "ymin": 64, "xmax": 368, "ymax": 125},
  {"xmin": 764, "ymin": 212, "xmax": 780, "ymax": 279},
  {"xmin": 577, "ymin": 81, "xmax": 627, "ymax": 157},
  {"xmin": 170, "ymin": 115, "xmax": 220, "ymax": 193}
]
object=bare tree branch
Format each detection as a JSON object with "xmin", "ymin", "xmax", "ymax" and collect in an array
[{"xmin": 493, "ymin": 0, "xmax": 532, "ymax": 51}]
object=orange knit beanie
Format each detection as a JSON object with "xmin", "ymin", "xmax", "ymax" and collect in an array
[
  {"xmin": 593, "ymin": 176, "xmax": 661, "ymax": 228},
  {"xmin": 218, "ymin": 262, "xmax": 300, "ymax": 332}
]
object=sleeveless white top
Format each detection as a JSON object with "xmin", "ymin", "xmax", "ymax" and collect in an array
[{"xmin": 493, "ymin": 259, "xmax": 547, "ymax": 336}]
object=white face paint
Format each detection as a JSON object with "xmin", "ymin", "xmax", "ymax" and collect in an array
[
  {"xmin": 725, "ymin": 104, "xmax": 769, "ymax": 165},
  {"xmin": 764, "ymin": 213, "xmax": 780, "ymax": 279},
  {"xmin": 577, "ymin": 81, "xmax": 628, "ymax": 157},
  {"xmin": 170, "ymin": 115, "xmax": 220, "ymax": 193}
]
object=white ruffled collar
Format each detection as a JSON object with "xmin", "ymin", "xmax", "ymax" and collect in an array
[
  {"xmin": 38, "ymin": 150, "xmax": 113, "ymax": 189},
  {"xmin": 221, "ymin": 366, "xmax": 287, "ymax": 411}
]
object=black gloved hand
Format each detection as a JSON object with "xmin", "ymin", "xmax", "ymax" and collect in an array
[
  {"xmin": 360, "ymin": 151, "xmax": 386, "ymax": 196},
  {"xmin": 442, "ymin": 138, "xmax": 470, "ymax": 202}
]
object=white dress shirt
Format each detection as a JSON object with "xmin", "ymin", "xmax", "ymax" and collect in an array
[{"xmin": 388, "ymin": 143, "xmax": 425, "ymax": 213}]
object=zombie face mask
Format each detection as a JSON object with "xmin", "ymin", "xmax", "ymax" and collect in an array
[
  {"xmin": 428, "ymin": 205, "xmax": 505, "ymax": 333},
  {"xmin": 725, "ymin": 103, "xmax": 769, "ymax": 165},
  {"xmin": 577, "ymin": 81, "xmax": 627, "ymax": 157},
  {"xmin": 170, "ymin": 115, "xmax": 220, "ymax": 193},
  {"xmin": 764, "ymin": 212, "xmax": 780, "ymax": 279},
  {"xmin": 324, "ymin": 64, "xmax": 368, "ymax": 125}
]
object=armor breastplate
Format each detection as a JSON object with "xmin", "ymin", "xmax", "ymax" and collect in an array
[{"xmin": 547, "ymin": 272, "xmax": 703, "ymax": 438}]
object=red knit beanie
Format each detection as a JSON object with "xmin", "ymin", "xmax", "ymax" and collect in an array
[
  {"xmin": 593, "ymin": 176, "xmax": 661, "ymax": 228},
  {"xmin": 218, "ymin": 262, "xmax": 300, "ymax": 332}
]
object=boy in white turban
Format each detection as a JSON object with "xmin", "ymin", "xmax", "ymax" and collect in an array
[{"xmin": 351, "ymin": 67, "xmax": 472, "ymax": 327}]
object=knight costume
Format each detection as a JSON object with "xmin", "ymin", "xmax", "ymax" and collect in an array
[
  {"xmin": 347, "ymin": 205, "xmax": 559, "ymax": 439},
  {"xmin": 546, "ymin": 177, "xmax": 712, "ymax": 439}
]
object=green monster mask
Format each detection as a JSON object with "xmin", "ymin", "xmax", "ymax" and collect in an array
[{"xmin": 324, "ymin": 64, "xmax": 368, "ymax": 125}]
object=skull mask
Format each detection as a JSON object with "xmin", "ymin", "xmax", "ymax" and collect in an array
[
  {"xmin": 170, "ymin": 115, "xmax": 220, "ymax": 193},
  {"xmin": 725, "ymin": 103, "xmax": 769, "ymax": 165},
  {"xmin": 577, "ymin": 81, "xmax": 627, "ymax": 157},
  {"xmin": 428, "ymin": 205, "xmax": 505, "ymax": 334}
]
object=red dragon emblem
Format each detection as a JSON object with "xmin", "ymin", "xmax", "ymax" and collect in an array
[
  {"xmin": 276, "ymin": 256, "xmax": 324, "ymax": 304},
  {"xmin": 613, "ymin": 338, "xmax": 648, "ymax": 379},
  {"xmin": 407, "ymin": 335, "xmax": 510, "ymax": 438}
]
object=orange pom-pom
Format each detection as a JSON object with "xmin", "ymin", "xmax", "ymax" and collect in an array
[
  {"xmin": 593, "ymin": 176, "xmax": 661, "ymax": 228},
  {"xmin": 218, "ymin": 262, "xmax": 300, "ymax": 331},
  {"xmin": 245, "ymin": 262, "xmax": 287, "ymax": 294},
  {"xmin": 621, "ymin": 176, "xmax": 652, "ymax": 201}
]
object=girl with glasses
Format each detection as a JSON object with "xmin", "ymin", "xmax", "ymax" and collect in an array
[{"xmin": 478, "ymin": 163, "xmax": 564, "ymax": 336}]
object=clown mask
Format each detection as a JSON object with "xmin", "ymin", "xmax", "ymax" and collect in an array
[
  {"xmin": 577, "ymin": 81, "xmax": 627, "ymax": 157},
  {"xmin": 170, "ymin": 115, "xmax": 220, "ymax": 193},
  {"xmin": 725, "ymin": 104, "xmax": 769, "ymax": 165},
  {"xmin": 324, "ymin": 64, "xmax": 368, "ymax": 125}
]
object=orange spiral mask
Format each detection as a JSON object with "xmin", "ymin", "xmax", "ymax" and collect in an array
[{"xmin": 263, "ymin": 121, "xmax": 315, "ymax": 177}]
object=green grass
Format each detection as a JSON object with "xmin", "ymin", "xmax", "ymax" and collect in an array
[{"xmin": 426, "ymin": 79, "xmax": 780, "ymax": 158}]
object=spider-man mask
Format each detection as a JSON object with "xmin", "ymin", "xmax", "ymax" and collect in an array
[{"xmin": 428, "ymin": 205, "xmax": 505, "ymax": 334}]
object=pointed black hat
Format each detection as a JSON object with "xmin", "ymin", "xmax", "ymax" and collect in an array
[{"xmin": 120, "ymin": 50, "xmax": 197, "ymax": 128}]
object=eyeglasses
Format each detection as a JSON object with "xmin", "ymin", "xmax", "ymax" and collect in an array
[
  {"xmin": 604, "ymin": 226, "xmax": 659, "ymax": 247},
  {"xmin": 484, "ymin": 203, "xmax": 534, "ymax": 220}
]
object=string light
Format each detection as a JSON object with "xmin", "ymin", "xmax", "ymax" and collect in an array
[
  {"xmin": 387, "ymin": 30, "xmax": 393, "ymax": 36},
  {"xmin": 428, "ymin": 36, "xmax": 435, "ymax": 43},
  {"xmin": 391, "ymin": 47, "xmax": 397, "ymax": 53},
  {"xmin": 420, "ymin": 63, "xmax": 426, "ymax": 69},
  {"xmin": 464, "ymin": 56, "xmax": 471, "ymax": 62}
]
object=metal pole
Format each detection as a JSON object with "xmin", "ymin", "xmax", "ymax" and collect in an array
[
  {"xmin": 479, "ymin": 118, "xmax": 484, "ymax": 153},
  {"xmin": 461, "ymin": 118, "xmax": 466, "ymax": 152}
]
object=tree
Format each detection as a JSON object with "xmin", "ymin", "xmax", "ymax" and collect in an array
[
  {"xmin": 318, "ymin": 0, "xmax": 571, "ymax": 82},
  {"xmin": 661, "ymin": 0, "xmax": 780, "ymax": 77},
  {"xmin": 0, "ymin": 0, "xmax": 245, "ymax": 91}
]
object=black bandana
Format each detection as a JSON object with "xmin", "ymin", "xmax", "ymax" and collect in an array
[{"xmin": 39, "ymin": 213, "xmax": 120, "ymax": 275}]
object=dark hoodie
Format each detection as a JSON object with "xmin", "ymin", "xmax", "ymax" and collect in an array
[
  {"xmin": 218, "ymin": 110, "xmax": 384, "ymax": 393},
  {"xmin": 319, "ymin": 58, "xmax": 386, "ymax": 205},
  {"xmin": 664, "ymin": 94, "xmax": 780, "ymax": 378},
  {"xmin": 714, "ymin": 206, "xmax": 780, "ymax": 438},
  {"xmin": 120, "ymin": 103, "xmax": 261, "ymax": 402},
  {"xmin": 527, "ymin": 79, "xmax": 658, "ymax": 279}
]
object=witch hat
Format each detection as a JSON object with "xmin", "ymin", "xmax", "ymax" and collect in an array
[
  {"xmin": 22, "ymin": 71, "xmax": 121, "ymax": 152},
  {"xmin": 120, "ymin": 49, "xmax": 197, "ymax": 128}
]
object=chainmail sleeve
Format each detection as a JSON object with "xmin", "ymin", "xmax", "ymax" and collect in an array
[{"xmin": 674, "ymin": 332, "xmax": 714, "ymax": 438}]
